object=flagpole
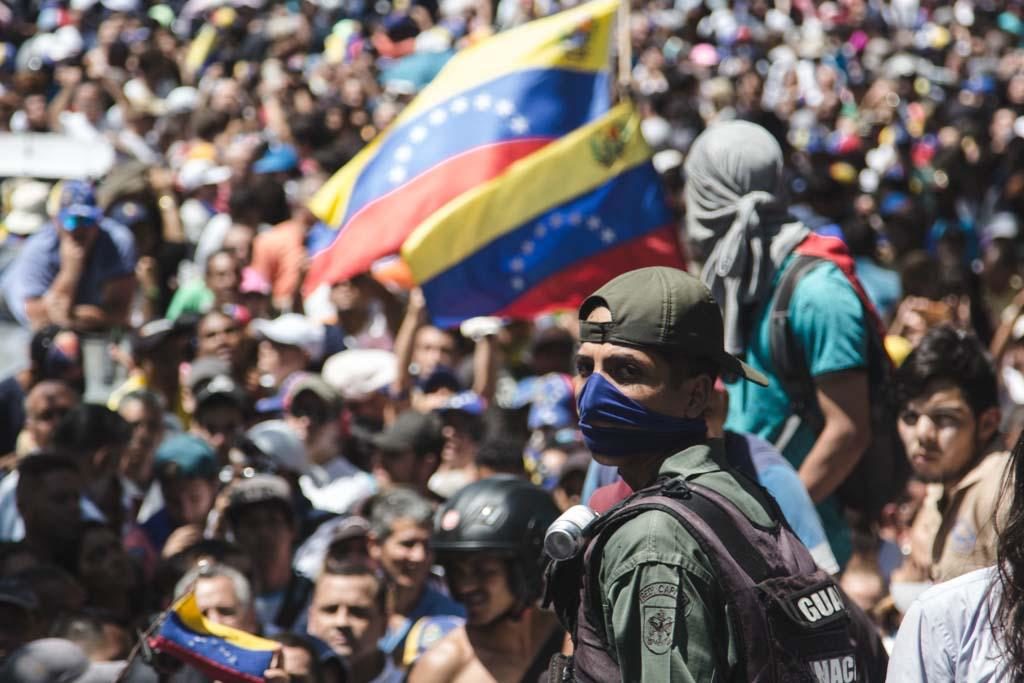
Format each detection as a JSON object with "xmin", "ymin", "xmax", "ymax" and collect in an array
[
  {"xmin": 115, "ymin": 608, "xmax": 169, "ymax": 683},
  {"xmin": 616, "ymin": 0, "xmax": 632, "ymax": 98}
]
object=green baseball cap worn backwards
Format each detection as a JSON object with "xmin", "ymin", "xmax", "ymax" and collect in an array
[{"xmin": 578, "ymin": 267, "xmax": 769, "ymax": 386}]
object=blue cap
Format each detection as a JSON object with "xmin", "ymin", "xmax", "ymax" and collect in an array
[
  {"xmin": 56, "ymin": 180, "xmax": 103, "ymax": 231},
  {"xmin": 417, "ymin": 365, "xmax": 462, "ymax": 394},
  {"xmin": 253, "ymin": 145, "xmax": 299, "ymax": 175},
  {"xmin": 527, "ymin": 373, "xmax": 576, "ymax": 430},
  {"xmin": 107, "ymin": 200, "xmax": 151, "ymax": 227},
  {"xmin": 879, "ymin": 191, "xmax": 911, "ymax": 217},
  {"xmin": 155, "ymin": 434, "xmax": 217, "ymax": 480}
]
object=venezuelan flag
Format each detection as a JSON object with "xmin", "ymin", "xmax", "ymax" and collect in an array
[
  {"xmin": 401, "ymin": 102, "xmax": 685, "ymax": 326},
  {"xmin": 303, "ymin": 0, "xmax": 618, "ymax": 294},
  {"xmin": 149, "ymin": 592, "xmax": 278, "ymax": 683}
]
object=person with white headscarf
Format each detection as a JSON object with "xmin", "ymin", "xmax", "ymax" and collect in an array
[{"xmin": 684, "ymin": 120, "xmax": 872, "ymax": 569}]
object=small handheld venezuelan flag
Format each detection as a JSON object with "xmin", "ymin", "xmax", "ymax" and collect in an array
[{"xmin": 149, "ymin": 592, "xmax": 278, "ymax": 683}]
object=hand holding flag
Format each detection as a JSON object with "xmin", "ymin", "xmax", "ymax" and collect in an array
[{"xmin": 149, "ymin": 591, "xmax": 281, "ymax": 683}]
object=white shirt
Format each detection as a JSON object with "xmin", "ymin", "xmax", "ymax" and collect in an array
[{"xmin": 888, "ymin": 566, "xmax": 1009, "ymax": 681}]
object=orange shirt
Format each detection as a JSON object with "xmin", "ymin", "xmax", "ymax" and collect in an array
[{"xmin": 250, "ymin": 220, "xmax": 306, "ymax": 301}]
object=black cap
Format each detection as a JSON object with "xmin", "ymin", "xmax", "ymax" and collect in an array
[
  {"xmin": 578, "ymin": 267, "xmax": 768, "ymax": 386},
  {"xmin": 371, "ymin": 410, "xmax": 444, "ymax": 455},
  {"xmin": 188, "ymin": 357, "xmax": 233, "ymax": 393},
  {"xmin": 131, "ymin": 317, "xmax": 194, "ymax": 355},
  {"xmin": 195, "ymin": 374, "xmax": 246, "ymax": 409},
  {"xmin": 225, "ymin": 474, "xmax": 293, "ymax": 520}
]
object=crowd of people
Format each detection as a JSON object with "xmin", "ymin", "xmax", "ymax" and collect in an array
[{"xmin": 2, "ymin": 0, "xmax": 1024, "ymax": 680}]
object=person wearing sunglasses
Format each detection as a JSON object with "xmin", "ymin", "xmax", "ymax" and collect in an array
[{"xmin": 0, "ymin": 180, "xmax": 136, "ymax": 333}]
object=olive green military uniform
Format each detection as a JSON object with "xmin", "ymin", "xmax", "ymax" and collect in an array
[{"xmin": 594, "ymin": 439, "xmax": 774, "ymax": 682}]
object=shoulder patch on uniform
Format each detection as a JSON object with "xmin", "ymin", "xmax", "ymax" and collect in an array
[
  {"xmin": 639, "ymin": 582, "xmax": 677, "ymax": 604},
  {"xmin": 642, "ymin": 605, "xmax": 675, "ymax": 654},
  {"xmin": 640, "ymin": 582, "xmax": 687, "ymax": 654}
]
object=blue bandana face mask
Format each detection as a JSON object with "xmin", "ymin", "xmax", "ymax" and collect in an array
[{"xmin": 577, "ymin": 373, "xmax": 707, "ymax": 458}]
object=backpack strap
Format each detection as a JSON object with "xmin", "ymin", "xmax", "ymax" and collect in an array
[
  {"xmin": 769, "ymin": 254, "xmax": 828, "ymax": 452},
  {"xmin": 519, "ymin": 625, "xmax": 568, "ymax": 683},
  {"xmin": 585, "ymin": 477, "xmax": 781, "ymax": 603}
]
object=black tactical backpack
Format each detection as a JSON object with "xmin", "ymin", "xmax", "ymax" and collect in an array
[{"xmin": 545, "ymin": 475, "xmax": 888, "ymax": 682}]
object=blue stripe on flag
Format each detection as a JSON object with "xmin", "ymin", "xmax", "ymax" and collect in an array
[
  {"xmin": 340, "ymin": 68, "xmax": 610, "ymax": 226},
  {"xmin": 421, "ymin": 162, "xmax": 670, "ymax": 325},
  {"xmin": 156, "ymin": 611, "xmax": 274, "ymax": 680}
]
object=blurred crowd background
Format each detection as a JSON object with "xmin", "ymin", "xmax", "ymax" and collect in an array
[{"xmin": 3, "ymin": 0, "xmax": 1024, "ymax": 679}]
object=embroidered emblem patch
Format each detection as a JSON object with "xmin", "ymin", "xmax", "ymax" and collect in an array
[
  {"xmin": 639, "ymin": 582, "xmax": 685, "ymax": 654},
  {"xmin": 642, "ymin": 606, "xmax": 675, "ymax": 654}
]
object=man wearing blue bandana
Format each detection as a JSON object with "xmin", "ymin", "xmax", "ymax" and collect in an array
[{"xmin": 546, "ymin": 266, "xmax": 887, "ymax": 682}]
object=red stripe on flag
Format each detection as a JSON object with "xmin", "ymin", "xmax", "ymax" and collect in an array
[
  {"xmin": 495, "ymin": 226, "xmax": 687, "ymax": 319},
  {"xmin": 304, "ymin": 137, "xmax": 552, "ymax": 294}
]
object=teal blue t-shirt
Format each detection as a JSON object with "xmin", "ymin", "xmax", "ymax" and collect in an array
[{"xmin": 724, "ymin": 255, "xmax": 868, "ymax": 567}]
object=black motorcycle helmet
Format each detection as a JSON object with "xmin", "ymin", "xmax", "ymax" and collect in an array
[{"xmin": 432, "ymin": 475, "xmax": 560, "ymax": 607}]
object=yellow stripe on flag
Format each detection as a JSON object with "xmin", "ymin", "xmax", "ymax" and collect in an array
[
  {"xmin": 401, "ymin": 101, "xmax": 652, "ymax": 283},
  {"xmin": 173, "ymin": 592, "xmax": 281, "ymax": 653},
  {"xmin": 401, "ymin": 0, "xmax": 617, "ymax": 119},
  {"xmin": 307, "ymin": 0, "xmax": 619, "ymax": 229}
]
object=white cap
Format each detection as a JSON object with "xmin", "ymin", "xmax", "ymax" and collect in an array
[
  {"xmin": 252, "ymin": 314, "xmax": 325, "ymax": 361},
  {"xmin": 321, "ymin": 349, "xmax": 396, "ymax": 401},
  {"xmin": 985, "ymin": 211, "xmax": 1019, "ymax": 241},
  {"xmin": 48, "ymin": 26, "xmax": 84, "ymax": 62},
  {"xmin": 652, "ymin": 149, "xmax": 683, "ymax": 175},
  {"xmin": 101, "ymin": 0, "xmax": 139, "ymax": 11},
  {"xmin": 246, "ymin": 419, "xmax": 310, "ymax": 475},
  {"xmin": 640, "ymin": 116, "xmax": 671, "ymax": 149},
  {"xmin": 177, "ymin": 159, "xmax": 232, "ymax": 193},
  {"xmin": 165, "ymin": 86, "xmax": 200, "ymax": 115},
  {"xmin": 4, "ymin": 181, "xmax": 51, "ymax": 235}
]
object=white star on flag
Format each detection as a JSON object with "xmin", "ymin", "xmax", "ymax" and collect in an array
[
  {"xmin": 509, "ymin": 116, "xmax": 529, "ymax": 135},
  {"xmin": 534, "ymin": 224, "xmax": 547, "ymax": 238},
  {"xmin": 587, "ymin": 216, "xmax": 602, "ymax": 230},
  {"xmin": 569, "ymin": 213, "xmax": 583, "ymax": 226},
  {"xmin": 522, "ymin": 240, "xmax": 535, "ymax": 254},
  {"xmin": 388, "ymin": 167, "xmax": 408, "ymax": 184},
  {"xmin": 495, "ymin": 99, "xmax": 515, "ymax": 117},
  {"xmin": 394, "ymin": 145, "xmax": 413, "ymax": 163},
  {"xmin": 409, "ymin": 126, "xmax": 427, "ymax": 143},
  {"xmin": 428, "ymin": 109, "xmax": 448, "ymax": 126},
  {"xmin": 450, "ymin": 97, "xmax": 469, "ymax": 114},
  {"xmin": 511, "ymin": 276, "xmax": 525, "ymax": 290},
  {"xmin": 600, "ymin": 228, "xmax": 616, "ymax": 244},
  {"xmin": 549, "ymin": 214, "xmax": 563, "ymax": 228},
  {"xmin": 473, "ymin": 94, "xmax": 493, "ymax": 111},
  {"xmin": 509, "ymin": 256, "xmax": 525, "ymax": 272}
]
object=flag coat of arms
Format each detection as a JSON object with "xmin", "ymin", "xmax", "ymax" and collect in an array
[
  {"xmin": 303, "ymin": 0, "xmax": 618, "ymax": 294},
  {"xmin": 402, "ymin": 102, "xmax": 686, "ymax": 325}
]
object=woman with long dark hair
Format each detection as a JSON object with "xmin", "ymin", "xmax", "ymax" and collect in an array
[{"xmin": 888, "ymin": 429, "xmax": 1023, "ymax": 679}]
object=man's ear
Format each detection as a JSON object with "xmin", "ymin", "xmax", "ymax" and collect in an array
[
  {"xmin": 367, "ymin": 531, "xmax": 382, "ymax": 560},
  {"xmin": 977, "ymin": 406, "xmax": 1002, "ymax": 446},
  {"xmin": 684, "ymin": 375, "xmax": 714, "ymax": 419}
]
